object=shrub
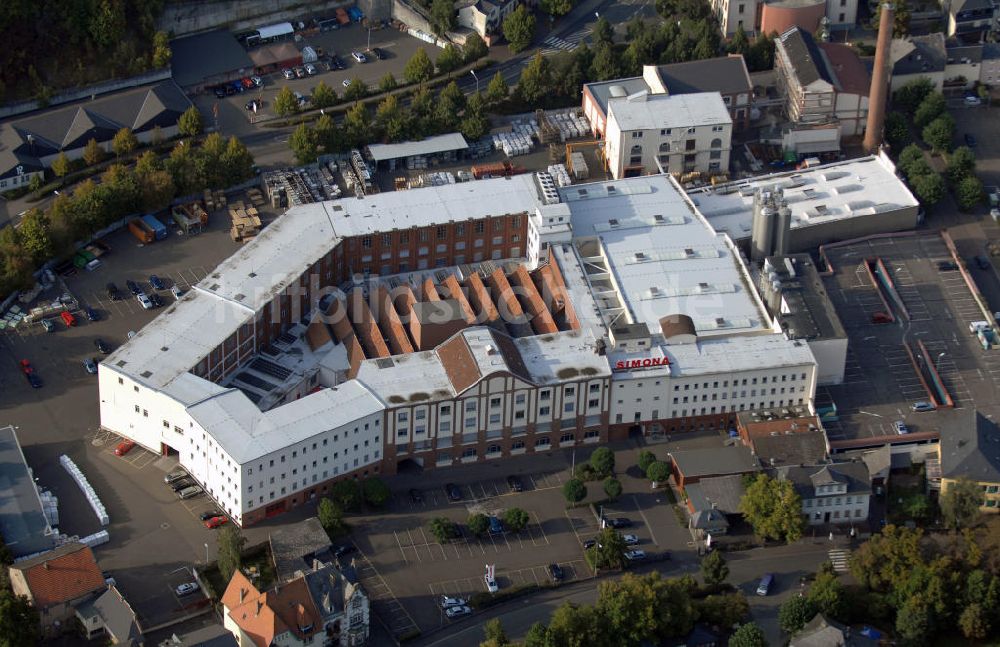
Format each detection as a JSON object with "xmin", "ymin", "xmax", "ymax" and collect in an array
[
  {"xmin": 503, "ymin": 507, "xmax": 530, "ymax": 532},
  {"xmin": 645, "ymin": 461, "xmax": 670, "ymax": 483},
  {"xmin": 362, "ymin": 477, "xmax": 390, "ymax": 507},
  {"xmin": 468, "ymin": 513, "xmax": 490, "ymax": 537},
  {"xmin": 603, "ymin": 477, "xmax": 622, "ymax": 500},
  {"xmin": 637, "ymin": 450, "xmax": 657, "ymax": 473},
  {"xmin": 589, "ymin": 447, "xmax": 615, "ymax": 477},
  {"xmin": 956, "ymin": 175, "xmax": 984, "ymax": 211},
  {"xmin": 563, "ymin": 478, "xmax": 587, "ymax": 503},
  {"xmin": 428, "ymin": 517, "xmax": 459, "ymax": 543}
]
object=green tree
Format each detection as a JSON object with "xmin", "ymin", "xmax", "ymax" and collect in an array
[
  {"xmin": 956, "ymin": 175, "xmax": 984, "ymax": 212},
  {"xmin": 779, "ymin": 595, "xmax": 816, "ymax": 634},
  {"xmin": 89, "ymin": 0, "xmax": 126, "ymax": 48},
  {"xmin": 138, "ymin": 169, "xmax": 174, "ymax": 212},
  {"xmin": 910, "ymin": 171, "xmax": 946, "ymax": 206},
  {"xmin": 111, "ymin": 127, "xmax": 138, "ymax": 158},
  {"xmin": 959, "ymin": 603, "xmax": 990, "ymax": 640},
  {"xmin": 541, "ymin": 0, "xmax": 573, "ymax": 16},
  {"xmin": 464, "ymin": 33, "xmax": 489, "ymax": 62},
  {"xmin": 50, "ymin": 152, "xmax": 71, "ymax": 177},
  {"xmin": 178, "ymin": 106, "xmax": 204, "ymax": 136},
  {"xmin": 894, "ymin": 77, "xmax": 935, "ymax": 115},
  {"xmin": 913, "ymin": 92, "xmax": 946, "ymax": 129},
  {"xmin": 461, "ymin": 105, "xmax": 489, "ymax": 141},
  {"xmin": 546, "ymin": 602, "xmax": 605, "ymax": 646},
  {"xmin": 523, "ymin": 621, "xmax": 550, "ymax": 647},
  {"xmin": 739, "ymin": 473, "xmax": 805, "ymax": 543},
  {"xmin": 428, "ymin": 517, "xmax": 458, "ymax": 542},
  {"xmin": 152, "ymin": 30, "xmax": 172, "ymax": 68},
  {"xmin": 503, "ymin": 5, "xmax": 536, "ymax": 54},
  {"xmin": 694, "ymin": 593, "xmax": 749, "ymax": 629},
  {"xmin": 311, "ymin": 80, "xmax": 337, "ymax": 109},
  {"xmin": 221, "ymin": 136, "xmax": 255, "ymax": 185},
  {"xmin": 922, "ymin": 114, "xmax": 954, "ymax": 152},
  {"xmin": 885, "ymin": 111, "xmax": 911, "ymax": 151},
  {"xmin": 645, "ymin": 461, "xmax": 670, "ymax": 483},
  {"xmin": 217, "ymin": 525, "xmax": 246, "ymax": 581},
  {"xmin": 331, "ymin": 479, "xmax": 361, "ymax": 511},
  {"xmin": 344, "ymin": 102, "xmax": 372, "ymax": 148},
  {"xmin": 807, "ymin": 565, "xmax": 846, "ymax": 618},
  {"xmin": 134, "ymin": 150, "xmax": 160, "ymax": 177},
  {"xmin": 317, "ymin": 497, "xmax": 344, "ymax": 530},
  {"xmin": 405, "ymin": 48, "xmax": 435, "ymax": 84},
  {"xmin": 362, "ymin": 477, "xmax": 391, "ymax": 507},
  {"xmin": 895, "ymin": 595, "xmax": 931, "ymax": 645},
  {"xmin": 563, "ymin": 478, "xmax": 587, "ymax": 503},
  {"xmin": 730, "ymin": 623, "xmax": 768, "ymax": 647},
  {"xmin": 590, "ymin": 447, "xmax": 615, "ymax": 476},
  {"xmin": 637, "ymin": 450, "xmax": 657, "ymax": 474},
  {"xmin": 468, "ymin": 512, "xmax": 490, "ymax": 537},
  {"xmin": 596, "ymin": 572, "xmax": 696, "ymax": 643},
  {"xmin": 273, "ymin": 86, "xmax": 300, "ymax": 116},
  {"xmin": 517, "ymin": 52, "xmax": 551, "ymax": 104},
  {"xmin": 700, "ymin": 550, "xmax": 729, "ymax": 586},
  {"xmin": 503, "ymin": 507, "xmax": 530, "ymax": 532},
  {"xmin": 482, "ymin": 618, "xmax": 509, "ymax": 646},
  {"xmin": 729, "ymin": 24, "xmax": 750, "ymax": 56},
  {"xmin": 590, "ymin": 527, "xmax": 627, "ymax": 570},
  {"xmin": 848, "ymin": 525, "xmax": 924, "ymax": 592},
  {"xmin": 437, "ymin": 43, "xmax": 463, "ymax": 74},
  {"xmin": 871, "ymin": 0, "xmax": 910, "ymax": 37},
  {"xmin": 431, "ymin": 0, "xmax": 457, "ymax": 36},
  {"xmin": 343, "ymin": 78, "xmax": 367, "ymax": 101},
  {"xmin": 0, "ymin": 590, "xmax": 40, "ymax": 647},
  {"xmin": 946, "ymin": 146, "xmax": 976, "ymax": 184},
  {"xmin": 747, "ymin": 32, "xmax": 776, "ymax": 72},
  {"xmin": 379, "ymin": 73, "xmax": 398, "ymax": 93},
  {"xmin": 17, "ymin": 210, "xmax": 52, "ymax": 264},
  {"xmin": 290, "ymin": 124, "xmax": 319, "ymax": 165},
  {"xmin": 898, "ymin": 143, "xmax": 925, "ymax": 175},
  {"xmin": 594, "ymin": 16, "xmax": 614, "ymax": 44},
  {"xmin": 940, "ymin": 478, "xmax": 983, "ymax": 528},
  {"xmin": 590, "ymin": 41, "xmax": 620, "ymax": 81},
  {"xmin": 603, "ymin": 477, "xmax": 622, "ymax": 500},
  {"xmin": 485, "ymin": 71, "xmax": 510, "ymax": 106},
  {"xmin": 82, "ymin": 138, "xmax": 105, "ymax": 166}
]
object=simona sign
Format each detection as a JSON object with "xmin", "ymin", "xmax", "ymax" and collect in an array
[{"xmin": 614, "ymin": 357, "xmax": 670, "ymax": 371}]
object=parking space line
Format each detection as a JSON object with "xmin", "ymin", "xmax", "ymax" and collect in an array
[
  {"xmin": 632, "ymin": 495, "xmax": 659, "ymax": 546},
  {"xmin": 531, "ymin": 511, "xmax": 550, "ymax": 546},
  {"xmin": 393, "ymin": 531, "xmax": 409, "ymax": 564}
]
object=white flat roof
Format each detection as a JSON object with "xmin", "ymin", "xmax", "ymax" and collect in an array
[
  {"xmin": 609, "ymin": 334, "xmax": 816, "ymax": 378},
  {"xmin": 186, "ymin": 380, "xmax": 383, "ymax": 463},
  {"xmin": 355, "ymin": 351, "xmax": 455, "ymax": 405},
  {"xmin": 607, "ymin": 91, "xmax": 732, "ymax": 132},
  {"xmin": 257, "ymin": 23, "xmax": 294, "ymax": 39},
  {"xmin": 512, "ymin": 329, "xmax": 610, "ymax": 383},
  {"xmin": 559, "ymin": 175, "xmax": 771, "ymax": 339},
  {"xmin": 367, "ymin": 133, "xmax": 469, "ymax": 162},
  {"xmin": 688, "ymin": 153, "xmax": 918, "ymax": 241}
]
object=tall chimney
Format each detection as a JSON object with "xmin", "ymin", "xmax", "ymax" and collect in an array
[{"xmin": 864, "ymin": 3, "xmax": 895, "ymax": 154}]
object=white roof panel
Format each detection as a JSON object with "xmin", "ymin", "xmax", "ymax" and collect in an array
[
  {"xmin": 367, "ymin": 133, "xmax": 469, "ymax": 162},
  {"xmin": 607, "ymin": 92, "xmax": 732, "ymax": 132}
]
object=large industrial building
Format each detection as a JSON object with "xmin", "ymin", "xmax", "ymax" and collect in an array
[{"xmin": 98, "ymin": 172, "xmax": 821, "ymax": 526}]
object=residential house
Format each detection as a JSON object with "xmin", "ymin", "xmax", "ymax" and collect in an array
[
  {"xmin": 944, "ymin": 0, "xmax": 997, "ymax": 40},
  {"xmin": 582, "ymin": 57, "xmax": 752, "ymax": 137},
  {"xmin": 773, "ymin": 27, "xmax": 871, "ymax": 154},
  {"xmin": 160, "ymin": 624, "xmax": 239, "ymax": 647},
  {"xmin": 940, "ymin": 410, "xmax": 1000, "ymax": 512},
  {"xmin": 669, "ymin": 445, "xmax": 760, "ymax": 488},
  {"xmin": 777, "ymin": 462, "xmax": 871, "ymax": 525},
  {"xmin": 946, "ymin": 44, "xmax": 986, "ymax": 88},
  {"xmin": 76, "ymin": 585, "xmax": 142, "ymax": 645},
  {"xmin": 8, "ymin": 542, "xmax": 107, "ymax": 637},
  {"xmin": 222, "ymin": 558, "xmax": 370, "ymax": 647},
  {"xmin": 890, "ymin": 33, "xmax": 947, "ymax": 91},
  {"xmin": 603, "ymin": 91, "xmax": 732, "ymax": 179},
  {"xmin": 456, "ymin": 0, "xmax": 520, "ymax": 42},
  {"xmin": 269, "ymin": 517, "xmax": 335, "ymax": 584},
  {"xmin": 790, "ymin": 613, "xmax": 880, "ymax": 647},
  {"xmin": 683, "ymin": 473, "xmax": 748, "ymax": 536}
]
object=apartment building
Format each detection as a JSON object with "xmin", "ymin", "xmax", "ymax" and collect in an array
[{"xmin": 777, "ymin": 462, "xmax": 871, "ymax": 525}]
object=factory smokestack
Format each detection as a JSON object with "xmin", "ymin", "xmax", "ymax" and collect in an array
[{"xmin": 864, "ymin": 2, "xmax": 895, "ymax": 154}]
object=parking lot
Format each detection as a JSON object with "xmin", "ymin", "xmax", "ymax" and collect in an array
[{"xmin": 819, "ymin": 233, "xmax": 1000, "ymax": 440}]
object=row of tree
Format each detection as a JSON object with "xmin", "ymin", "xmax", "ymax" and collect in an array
[
  {"xmin": 478, "ymin": 571, "xmax": 766, "ymax": 647},
  {"xmin": 0, "ymin": 131, "xmax": 254, "ymax": 296}
]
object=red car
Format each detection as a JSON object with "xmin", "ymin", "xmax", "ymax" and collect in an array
[
  {"xmin": 115, "ymin": 440, "xmax": 136, "ymax": 456},
  {"xmin": 60, "ymin": 310, "xmax": 77, "ymax": 326},
  {"xmin": 204, "ymin": 515, "xmax": 228, "ymax": 529},
  {"xmin": 19, "ymin": 359, "xmax": 33, "ymax": 374}
]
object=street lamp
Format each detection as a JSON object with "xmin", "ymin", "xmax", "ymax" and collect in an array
[
  {"xmin": 936, "ymin": 352, "xmax": 947, "ymax": 370},
  {"xmin": 469, "ymin": 69, "xmax": 479, "ymax": 93},
  {"xmin": 367, "ymin": 28, "xmax": 372, "ymax": 52},
  {"xmin": 204, "ymin": 542, "xmax": 209, "ymax": 563}
]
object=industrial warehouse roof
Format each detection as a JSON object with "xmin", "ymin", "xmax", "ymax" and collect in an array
[
  {"xmin": 649, "ymin": 57, "xmax": 753, "ymax": 97},
  {"xmin": 940, "ymin": 409, "xmax": 1000, "ymax": 483},
  {"xmin": 606, "ymin": 91, "xmax": 732, "ymax": 132},
  {"xmin": 170, "ymin": 31, "xmax": 254, "ymax": 87},
  {"xmin": 583, "ymin": 77, "xmax": 652, "ymax": 117},
  {"xmin": 687, "ymin": 153, "xmax": 919, "ymax": 242},
  {"xmin": 0, "ymin": 425, "xmax": 56, "ymax": 558},
  {"xmin": 367, "ymin": 133, "xmax": 468, "ymax": 162}
]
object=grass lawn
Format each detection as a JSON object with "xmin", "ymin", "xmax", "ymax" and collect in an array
[{"xmin": 201, "ymin": 543, "xmax": 276, "ymax": 599}]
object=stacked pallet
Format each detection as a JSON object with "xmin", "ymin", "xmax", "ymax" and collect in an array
[
  {"xmin": 229, "ymin": 200, "xmax": 262, "ymax": 242},
  {"xmin": 247, "ymin": 188, "xmax": 267, "ymax": 207}
]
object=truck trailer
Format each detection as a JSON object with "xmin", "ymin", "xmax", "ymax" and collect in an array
[
  {"xmin": 128, "ymin": 219, "xmax": 155, "ymax": 244},
  {"xmin": 141, "ymin": 214, "xmax": 168, "ymax": 241}
]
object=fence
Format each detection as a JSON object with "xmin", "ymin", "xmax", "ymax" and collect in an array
[{"xmin": 0, "ymin": 69, "xmax": 172, "ymax": 120}]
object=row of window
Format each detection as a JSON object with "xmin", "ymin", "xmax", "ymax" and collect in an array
[
  {"xmin": 614, "ymin": 398, "xmax": 807, "ymax": 422},
  {"xmin": 358, "ymin": 216, "xmax": 522, "ymax": 249},
  {"xmin": 437, "ymin": 430, "xmax": 603, "ymax": 461},
  {"xmin": 672, "ymin": 386, "xmax": 806, "ymax": 403},
  {"xmin": 804, "ymin": 495, "xmax": 864, "ymax": 507},
  {"xmin": 813, "ymin": 509, "xmax": 865, "ymax": 519}
]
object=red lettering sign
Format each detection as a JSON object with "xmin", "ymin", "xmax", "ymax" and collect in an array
[{"xmin": 613, "ymin": 357, "xmax": 669, "ymax": 371}]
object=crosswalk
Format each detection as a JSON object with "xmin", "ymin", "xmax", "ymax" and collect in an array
[
  {"xmin": 540, "ymin": 27, "xmax": 591, "ymax": 56},
  {"xmin": 828, "ymin": 548, "xmax": 851, "ymax": 573}
]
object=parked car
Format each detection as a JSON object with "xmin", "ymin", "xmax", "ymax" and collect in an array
[
  {"xmin": 106, "ymin": 282, "xmax": 122, "ymax": 300},
  {"xmin": 548, "ymin": 563, "xmax": 565, "ymax": 582},
  {"xmin": 177, "ymin": 485, "xmax": 203, "ymax": 499},
  {"xmin": 334, "ymin": 544, "xmax": 357, "ymax": 558},
  {"xmin": 241, "ymin": 77, "xmax": 254, "ymax": 89},
  {"xmin": 204, "ymin": 515, "xmax": 228, "ymax": 529},
  {"xmin": 149, "ymin": 293, "xmax": 164, "ymax": 308},
  {"xmin": 342, "ymin": 78, "xmax": 352, "ymax": 88},
  {"xmin": 622, "ymin": 534, "xmax": 640, "ymax": 546},
  {"xmin": 61, "ymin": 310, "xmax": 77, "ymax": 326},
  {"xmin": 893, "ymin": 420, "xmax": 909, "ymax": 435},
  {"xmin": 282, "ymin": 68, "xmax": 295, "ymax": 80},
  {"xmin": 608, "ymin": 517, "xmax": 632, "ymax": 529},
  {"xmin": 165, "ymin": 469, "xmax": 188, "ymax": 484},
  {"xmin": 170, "ymin": 478, "xmax": 195, "ymax": 492},
  {"xmin": 756, "ymin": 573, "xmax": 774, "ymax": 596},
  {"xmin": 171, "ymin": 285, "xmax": 184, "ymax": 298},
  {"xmin": 975, "ymin": 255, "xmax": 991, "ymax": 270},
  {"xmin": 938, "ymin": 260, "xmax": 958, "ymax": 271},
  {"xmin": 440, "ymin": 595, "xmax": 467, "ymax": 608},
  {"xmin": 251, "ymin": 75, "xmax": 263, "ymax": 87},
  {"xmin": 175, "ymin": 582, "xmax": 199, "ymax": 596},
  {"xmin": 506, "ymin": 475, "xmax": 524, "ymax": 492},
  {"xmin": 294, "ymin": 66, "xmax": 306, "ymax": 78},
  {"xmin": 126, "ymin": 280, "xmax": 141, "ymax": 295},
  {"xmin": 370, "ymin": 47, "xmax": 385, "ymax": 60},
  {"xmin": 137, "ymin": 293, "xmax": 153, "ymax": 310},
  {"xmin": 94, "ymin": 338, "xmax": 111, "ymax": 354},
  {"xmin": 200, "ymin": 510, "xmax": 222, "ymax": 521},
  {"xmin": 304, "ymin": 63, "xmax": 317, "ymax": 75},
  {"xmin": 965, "ymin": 132, "xmax": 978, "ymax": 147},
  {"xmin": 484, "ymin": 573, "xmax": 498, "ymax": 593},
  {"xmin": 331, "ymin": 55, "xmax": 345, "ymax": 69},
  {"xmin": 911, "ymin": 401, "xmax": 936, "ymax": 412},
  {"xmin": 872, "ymin": 311, "xmax": 893, "ymax": 324},
  {"xmin": 149, "ymin": 275, "xmax": 165, "ymax": 290},
  {"xmin": 352, "ymin": 51, "xmax": 367, "ymax": 63},
  {"xmin": 213, "ymin": 86, "xmax": 226, "ymax": 98},
  {"xmin": 964, "ymin": 95, "xmax": 982, "ymax": 106},
  {"xmin": 445, "ymin": 605, "xmax": 471, "ymax": 618},
  {"xmin": 488, "ymin": 516, "xmax": 504, "ymax": 534},
  {"xmin": 20, "ymin": 360, "xmax": 42, "ymax": 388},
  {"xmin": 40, "ymin": 319, "xmax": 54, "ymax": 332},
  {"xmin": 583, "ymin": 539, "xmax": 597, "ymax": 550},
  {"xmin": 115, "ymin": 440, "xmax": 136, "ymax": 456},
  {"xmin": 445, "ymin": 483, "xmax": 462, "ymax": 501},
  {"xmin": 624, "ymin": 549, "xmax": 646, "ymax": 561},
  {"xmin": 85, "ymin": 306, "xmax": 99, "ymax": 321},
  {"xmin": 83, "ymin": 358, "xmax": 98, "ymax": 374},
  {"xmin": 409, "ymin": 488, "xmax": 423, "ymax": 503}
]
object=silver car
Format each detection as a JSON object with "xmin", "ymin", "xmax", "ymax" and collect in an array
[
  {"xmin": 83, "ymin": 358, "xmax": 98, "ymax": 375},
  {"xmin": 175, "ymin": 582, "xmax": 199, "ymax": 596}
]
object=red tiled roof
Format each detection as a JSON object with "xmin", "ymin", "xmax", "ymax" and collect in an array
[
  {"xmin": 223, "ymin": 571, "xmax": 322, "ymax": 647},
  {"xmin": 12, "ymin": 543, "xmax": 105, "ymax": 607}
]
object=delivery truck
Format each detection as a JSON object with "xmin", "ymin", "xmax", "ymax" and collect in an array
[
  {"xmin": 128, "ymin": 218, "xmax": 155, "ymax": 244},
  {"xmin": 141, "ymin": 214, "xmax": 168, "ymax": 241}
]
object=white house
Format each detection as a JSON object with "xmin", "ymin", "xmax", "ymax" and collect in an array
[{"xmin": 777, "ymin": 462, "xmax": 871, "ymax": 525}]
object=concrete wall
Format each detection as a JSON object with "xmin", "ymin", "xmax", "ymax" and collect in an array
[
  {"xmin": 391, "ymin": 0, "xmax": 436, "ymax": 38},
  {"xmin": 787, "ymin": 206, "xmax": 920, "ymax": 252},
  {"xmin": 159, "ymin": 0, "xmax": 350, "ymax": 37},
  {"xmin": 0, "ymin": 69, "xmax": 172, "ymax": 120}
]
